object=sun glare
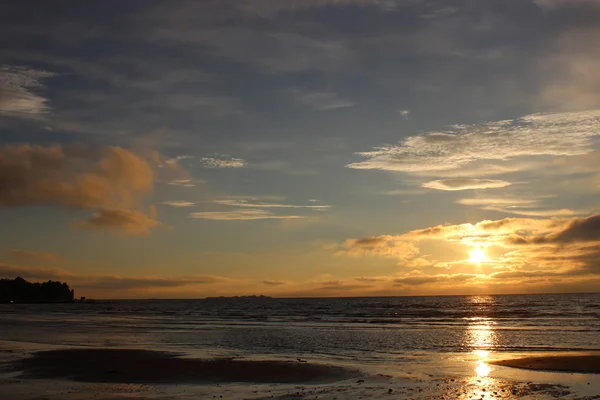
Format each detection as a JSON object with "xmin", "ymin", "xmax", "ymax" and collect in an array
[{"xmin": 469, "ymin": 246, "xmax": 488, "ymax": 264}]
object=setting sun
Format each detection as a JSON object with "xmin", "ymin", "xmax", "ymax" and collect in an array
[{"xmin": 469, "ymin": 246, "xmax": 488, "ymax": 264}]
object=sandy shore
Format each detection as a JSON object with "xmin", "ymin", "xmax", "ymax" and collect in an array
[
  {"xmin": 491, "ymin": 355, "xmax": 600, "ymax": 374},
  {"xmin": 6, "ymin": 348, "xmax": 361, "ymax": 384}
]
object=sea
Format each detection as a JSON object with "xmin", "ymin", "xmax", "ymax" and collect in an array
[{"xmin": 1, "ymin": 293, "xmax": 599, "ymax": 399}]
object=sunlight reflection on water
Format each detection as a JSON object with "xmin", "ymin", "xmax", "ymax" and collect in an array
[{"xmin": 465, "ymin": 296, "xmax": 497, "ymax": 377}]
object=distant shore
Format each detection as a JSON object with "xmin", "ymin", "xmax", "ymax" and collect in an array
[{"xmin": 491, "ymin": 355, "xmax": 600, "ymax": 374}]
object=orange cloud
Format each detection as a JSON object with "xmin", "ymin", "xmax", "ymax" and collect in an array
[
  {"xmin": 337, "ymin": 214, "xmax": 600, "ymax": 290},
  {"xmin": 0, "ymin": 144, "xmax": 176, "ymax": 235}
]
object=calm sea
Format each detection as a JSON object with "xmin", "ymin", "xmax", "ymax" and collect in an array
[{"xmin": 1, "ymin": 293, "xmax": 598, "ymax": 366}]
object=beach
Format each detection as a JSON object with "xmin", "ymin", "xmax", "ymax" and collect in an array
[
  {"xmin": 1, "ymin": 346, "xmax": 599, "ymax": 399},
  {"xmin": 1, "ymin": 294, "xmax": 599, "ymax": 399}
]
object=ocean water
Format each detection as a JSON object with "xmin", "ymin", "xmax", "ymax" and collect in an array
[
  {"xmin": 0, "ymin": 293, "xmax": 598, "ymax": 360},
  {"xmin": 1, "ymin": 293, "xmax": 600, "ymax": 399}
]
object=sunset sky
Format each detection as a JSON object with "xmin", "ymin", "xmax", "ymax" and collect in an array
[{"xmin": 1, "ymin": 0, "xmax": 599, "ymax": 298}]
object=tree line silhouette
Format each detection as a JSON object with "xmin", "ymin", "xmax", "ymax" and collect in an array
[{"xmin": 0, "ymin": 277, "xmax": 74, "ymax": 303}]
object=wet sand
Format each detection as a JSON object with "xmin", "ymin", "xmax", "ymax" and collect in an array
[
  {"xmin": 491, "ymin": 355, "xmax": 600, "ymax": 374},
  {"xmin": 7, "ymin": 348, "xmax": 361, "ymax": 384}
]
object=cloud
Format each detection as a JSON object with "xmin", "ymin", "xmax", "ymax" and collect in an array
[
  {"xmin": 534, "ymin": 0, "xmax": 600, "ymax": 11},
  {"xmin": 509, "ymin": 214, "xmax": 600, "ymax": 245},
  {"xmin": 0, "ymin": 65, "xmax": 57, "ymax": 119},
  {"xmin": 262, "ymin": 280, "xmax": 287, "ymax": 286},
  {"xmin": 339, "ymin": 213, "xmax": 600, "ymax": 288},
  {"xmin": 382, "ymin": 188, "xmax": 429, "ymax": 196},
  {"xmin": 0, "ymin": 145, "xmax": 153, "ymax": 209},
  {"xmin": 0, "ymin": 263, "xmax": 70, "ymax": 280},
  {"xmin": 78, "ymin": 274, "xmax": 225, "ymax": 289},
  {"xmin": 75, "ymin": 208, "xmax": 166, "ymax": 236},
  {"xmin": 457, "ymin": 198, "xmax": 540, "ymax": 207},
  {"xmin": 167, "ymin": 179, "xmax": 200, "ymax": 187},
  {"xmin": 480, "ymin": 207, "xmax": 584, "ymax": 217},
  {"xmin": 337, "ymin": 235, "xmax": 419, "ymax": 259},
  {"xmin": 394, "ymin": 273, "xmax": 478, "ymax": 286},
  {"xmin": 347, "ymin": 110, "xmax": 600, "ymax": 173},
  {"xmin": 0, "ymin": 144, "xmax": 180, "ymax": 235},
  {"xmin": 200, "ymin": 156, "xmax": 247, "ymax": 168},
  {"xmin": 232, "ymin": 0, "xmax": 400, "ymax": 17},
  {"xmin": 190, "ymin": 209, "xmax": 303, "ymax": 220},
  {"xmin": 0, "ymin": 263, "xmax": 227, "ymax": 290},
  {"xmin": 422, "ymin": 178, "xmax": 511, "ymax": 191},
  {"xmin": 539, "ymin": 27, "xmax": 600, "ymax": 111},
  {"xmin": 6, "ymin": 249, "xmax": 65, "ymax": 263},
  {"xmin": 214, "ymin": 199, "xmax": 331, "ymax": 209},
  {"xmin": 456, "ymin": 196, "xmax": 585, "ymax": 218},
  {"xmin": 161, "ymin": 200, "xmax": 195, "ymax": 207},
  {"xmin": 295, "ymin": 90, "xmax": 356, "ymax": 111}
]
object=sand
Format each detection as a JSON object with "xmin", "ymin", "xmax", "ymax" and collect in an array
[
  {"xmin": 6, "ymin": 348, "xmax": 361, "ymax": 384},
  {"xmin": 3, "ymin": 348, "xmax": 600, "ymax": 399},
  {"xmin": 491, "ymin": 355, "xmax": 600, "ymax": 374}
]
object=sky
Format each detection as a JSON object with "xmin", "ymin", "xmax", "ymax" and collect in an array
[{"xmin": 1, "ymin": 0, "xmax": 600, "ymax": 298}]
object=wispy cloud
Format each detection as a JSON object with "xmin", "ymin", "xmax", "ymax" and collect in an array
[
  {"xmin": 399, "ymin": 109, "xmax": 411, "ymax": 119},
  {"xmin": 480, "ymin": 207, "xmax": 586, "ymax": 217},
  {"xmin": 262, "ymin": 280, "xmax": 287, "ymax": 286},
  {"xmin": 457, "ymin": 197, "xmax": 540, "ymax": 207},
  {"xmin": 534, "ymin": 0, "xmax": 600, "ymax": 11},
  {"xmin": 0, "ymin": 263, "xmax": 70, "ymax": 281},
  {"xmin": 74, "ymin": 208, "xmax": 167, "ymax": 236},
  {"xmin": 348, "ymin": 110, "xmax": 600, "ymax": 173},
  {"xmin": 214, "ymin": 199, "xmax": 331, "ymax": 209},
  {"xmin": 190, "ymin": 209, "xmax": 304, "ymax": 220},
  {"xmin": 0, "ymin": 65, "xmax": 57, "ymax": 119},
  {"xmin": 161, "ymin": 200, "xmax": 195, "ymax": 207},
  {"xmin": 381, "ymin": 188, "xmax": 429, "ymax": 196},
  {"xmin": 6, "ymin": 249, "xmax": 66, "ymax": 263},
  {"xmin": 167, "ymin": 179, "xmax": 200, "ymax": 187},
  {"xmin": 337, "ymin": 235, "xmax": 419, "ymax": 259},
  {"xmin": 0, "ymin": 263, "xmax": 228, "ymax": 290},
  {"xmin": 539, "ymin": 27, "xmax": 600, "ymax": 111},
  {"xmin": 200, "ymin": 156, "xmax": 247, "ymax": 168},
  {"xmin": 422, "ymin": 178, "xmax": 512, "ymax": 191},
  {"xmin": 295, "ymin": 90, "xmax": 356, "ymax": 111}
]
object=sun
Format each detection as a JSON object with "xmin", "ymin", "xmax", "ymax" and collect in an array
[{"xmin": 469, "ymin": 246, "xmax": 488, "ymax": 264}]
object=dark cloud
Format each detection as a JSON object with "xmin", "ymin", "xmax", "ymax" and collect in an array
[
  {"xmin": 552, "ymin": 214, "xmax": 600, "ymax": 243},
  {"xmin": 507, "ymin": 214, "xmax": 600, "ymax": 245}
]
